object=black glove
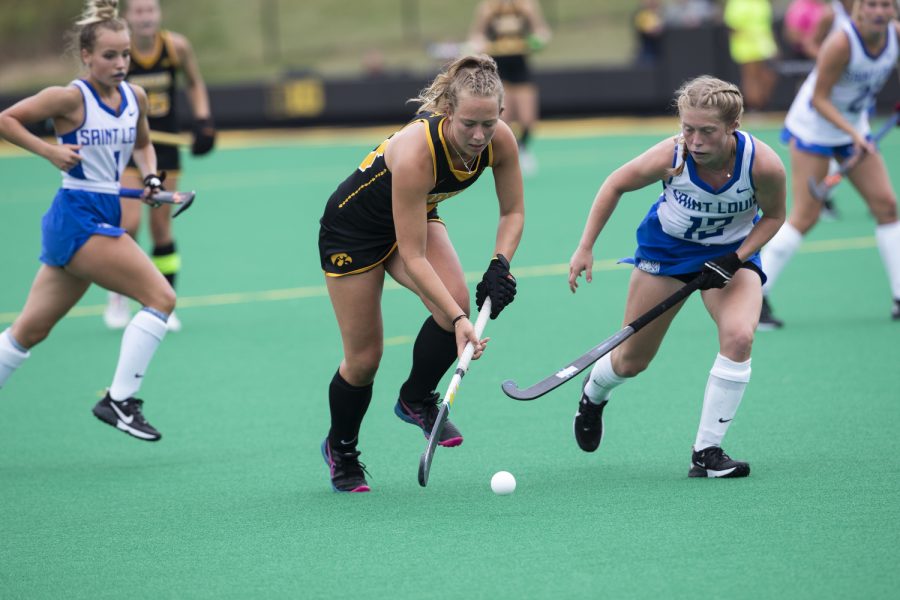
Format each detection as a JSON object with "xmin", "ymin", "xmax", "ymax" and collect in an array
[
  {"xmin": 191, "ymin": 117, "xmax": 216, "ymax": 156},
  {"xmin": 697, "ymin": 252, "xmax": 743, "ymax": 290},
  {"xmin": 143, "ymin": 171, "xmax": 166, "ymax": 193},
  {"xmin": 475, "ymin": 254, "xmax": 516, "ymax": 319}
]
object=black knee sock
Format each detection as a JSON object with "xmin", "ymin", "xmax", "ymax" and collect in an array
[
  {"xmin": 519, "ymin": 127, "xmax": 531, "ymax": 148},
  {"xmin": 328, "ymin": 370, "xmax": 372, "ymax": 451},
  {"xmin": 399, "ymin": 316, "xmax": 457, "ymax": 404},
  {"xmin": 152, "ymin": 242, "xmax": 179, "ymax": 289}
]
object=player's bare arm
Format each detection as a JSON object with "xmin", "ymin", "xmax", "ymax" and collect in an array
[
  {"xmin": 736, "ymin": 140, "xmax": 786, "ymax": 260},
  {"xmin": 486, "ymin": 120, "xmax": 525, "ymax": 260},
  {"xmin": 0, "ymin": 86, "xmax": 83, "ymax": 171},
  {"xmin": 569, "ymin": 138, "xmax": 674, "ymax": 292}
]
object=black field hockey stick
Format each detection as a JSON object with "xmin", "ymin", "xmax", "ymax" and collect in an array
[
  {"xmin": 120, "ymin": 187, "xmax": 196, "ymax": 218},
  {"xmin": 501, "ymin": 277, "xmax": 703, "ymax": 401},
  {"xmin": 807, "ymin": 106, "xmax": 900, "ymax": 202},
  {"xmin": 418, "ymin": 298, "xmax": 492, "ymax": 488}
]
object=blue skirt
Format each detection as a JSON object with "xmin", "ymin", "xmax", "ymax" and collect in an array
[
  {"xmin": 622, "ymin": 202, "xmax": 766, "ymax": 284},
  {"xmin": 40, "ymin": 189, "xmax": 125, "ymax": 267}
]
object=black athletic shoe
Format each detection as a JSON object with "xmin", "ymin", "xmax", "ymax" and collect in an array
[
  {"xmin": 92, "ymin": 393, "xmax": 161, "ymax": 441},
  {"xmin": 758, "ymin": 297, "xmax": 784, "ymax": 331},
  {"xmin": 574, "ymin": 376, "xmax": 607, "ymax": 452},
  {"xmin": 688, "ymin": 446, "xmax": 750, "ymax": 478},
  {"xmin": 891, "ymin": 299, "xmax": 900, "ymax": 320},
  {"xmin": 394, "ymin": 392, "xmax": 463, "ymax": 447},
  {"xmin": 321, "ymin": 438, "xmax": 370, "ymax": 493}
]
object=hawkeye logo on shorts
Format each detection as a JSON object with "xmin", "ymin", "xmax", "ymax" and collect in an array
[{"xmin": 331, "ymin": 253, "xmax": 353, "ymax": 268}]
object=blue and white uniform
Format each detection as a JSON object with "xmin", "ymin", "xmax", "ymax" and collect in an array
[
  {"xmin": 41, "ymin": 79, "xmax": 138, "ymax": 266},
  {"xmin": 783, "ymin": 19, "xmax": 898, "ymax": 155},
  {"xmin": 626, "ymin": 130, "xmax": 764, "ymax": 280}
]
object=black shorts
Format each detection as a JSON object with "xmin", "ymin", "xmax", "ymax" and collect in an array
[
  {"xmin": 493, "ymin": 54, "xmax": 531, "ymax": 84},
  {"xmin": 319, "ymin": 207, "xmax": 443, "ymax": 277},
  {"xmin": 669, "ymin": 262, "xmax": 766, "ymax": 285},
  {"xmin": 126, "ymin": 142, "xmax": 181, "ymax": 173}
]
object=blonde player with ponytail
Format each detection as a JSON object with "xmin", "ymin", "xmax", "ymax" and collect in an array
[
  {"xmin": 568, "ymin": 76, "xmax": 786, "ymax": 478},
  {"xmin": 317, "ymin": 55, "xmax": 524, "ymax": 492},
  {"xmin": 0, "ymin": 0, "xmax": 173, "ymax": 441}
]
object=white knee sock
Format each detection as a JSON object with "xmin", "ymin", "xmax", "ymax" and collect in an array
[
  {"xmin": 583, "ymin": 353, "xmax": 627, "ymax": 404},
  {"xmin": 0, "ymin": 329, "xmax": 30, "ymax": 389},
  {"xmin": 875, "ymin": 221, "xmax": 900, "ymax": 299},
  {"xmin": 109, "ymin": 309, "xmax": 168, "ymax": 401},
  {"xmin": 694, "ymin": 353, "xmax": 752, "ymax": 451},
  {"xmin": 761, "ymin": 223, "xmax": 803, "ymax": 295}
]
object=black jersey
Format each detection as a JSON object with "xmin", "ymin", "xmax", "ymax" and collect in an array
[
  {"xmin": 485, "ymin": 0, "xmax": 531, "ymax": 57},
  {"xmin": 127, "ymin": 31, "xmax": 180, "ymax": 133},
  {"xmin": 319, "ymin": 111, "xmax": 493, "ymax": 276}
]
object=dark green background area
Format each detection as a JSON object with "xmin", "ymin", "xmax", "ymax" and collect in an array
[{"xmin": 1, "ymin": 125, "xmax": 898, "ymax": 599}]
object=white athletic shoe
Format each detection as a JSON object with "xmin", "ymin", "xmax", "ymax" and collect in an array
[
  {"xmin": 166, "ymin": 311, "xmax": 182, "ymax": 332},
  {"xmin": 103, "ymin": 293, "xmax": 131, "ymax": 330}
]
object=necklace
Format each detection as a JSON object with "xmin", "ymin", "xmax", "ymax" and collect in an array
[
  {"xmin": 705, "ymin": 137, "xmax": 736, "ymax": 178},
  {"xmin": 449, "ymin": 137, "xmax": 477, "ymax": 174}
]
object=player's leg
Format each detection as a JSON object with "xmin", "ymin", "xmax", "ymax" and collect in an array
[
  {"xmin": 103, "ymin": 168, "xmax": 145, "ymax": 329},
  {"xmin": 575, "ymin": 269, "xmax": 688, "ymax": 452},
  {"xmin": 846, "ymin": 151, "xmax": 900, "ymax": 318},
  {"xmin": 386, "ymin": 221, "xmax": 468, "ymax": 447},
  {"xmin": 148, "ymin": 171, "xmax": 182, "ymax": 331},
  {"xmin": 513, "ymin": 82, "xmax": 539, "ymax": 174},
  {"xmin": 687, "ymin": 268, "xmax": 759, "ymax": 478},
  {"xmin": 759, "ymin": 146, "xmax": 829, "ymax": 328},
  {"xmin": 1, "ymin": 266, "xmax": 91, "ymax": 389},
  {"xmin": 67, "ymin": 233, "xmax": 175, "ymax": 441},
  {"xmin": 322, "ymin": 267, "xmax": 385, "ymax": 492}
]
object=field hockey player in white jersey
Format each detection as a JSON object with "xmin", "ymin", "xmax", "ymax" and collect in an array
[
  {"xmin": 761, "ymin": 0, "xmax": 900, "ymax": 328},
  {"xmin": 568, "ymin": 76, "xmax": 786, "ymax": 478},
  {"xmin": 0, "ymin": 0, "xmax": 173, "ymax": 442}
]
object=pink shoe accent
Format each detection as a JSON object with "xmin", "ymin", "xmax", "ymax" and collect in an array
[
  {"xmin": 349, "ymin": 485, "xmax": 371, "ymax": 493},
  {"xmin": 438, "ymin": 436, "xmax": 463, "ymax": 448}
]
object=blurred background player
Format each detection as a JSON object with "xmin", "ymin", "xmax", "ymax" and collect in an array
[
  {"xmin": 568, "ymin": 76, "xmax": 786, "ymax": 478},
  {"xmin": 810, "ymin": 0, "xmax": 858, "ymax": 220},
  {"xmin": 0, "ymin": 0, "xmax": 174, "ymax": 441},
  {"xmin": 469, "ymin": 0, "xmax": 551, "ymax": 176},
  {"xmin": 104, "ymin": 0, "xmax": 215, "ymax": 332},
  {"xmin": 723, "ymin": 0, "xmax": 779, "ymax": 111},
  {"xmin": 318, "ymin": 55, "xmax": 524, "ymax": 492},
  {"xmin": 760, "ymin": 0, "xmax": 900, "ymax": 328}
]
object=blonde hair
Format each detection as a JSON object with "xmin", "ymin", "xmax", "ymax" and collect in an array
[
  {"xmin": 72, "ymin": 0, "xmax": 127, "ymax": 54},
  {"xmin": 410, "ymin": 54, "xmax": 504, "ymax": 114},
  {"xmin": 669, "ymin": 75, "xmax": 744, "ymax": 177}
]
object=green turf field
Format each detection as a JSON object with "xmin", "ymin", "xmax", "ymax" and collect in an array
[{"xmin": 1, "ymin": 121, "xmax": 898, "ymax": 599}]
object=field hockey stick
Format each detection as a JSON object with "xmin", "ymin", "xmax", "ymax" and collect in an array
[
  {"xmin": 149, "ymin": 130, "xmax": 191, "ymax": 147},
  {"xmin": 501, "ymin": 277, "xmax": 703, "ymax": 401},
  {"xmin": 807, "ymin": 107, "xmax": 900, "ymax": 202},
  {"xmin": 120, "ymin": 187, "xmax": 196, "ymax": 218},
  {"xmin": 418, "ymin": 298, "xmax": 492, "ymax": 487}
]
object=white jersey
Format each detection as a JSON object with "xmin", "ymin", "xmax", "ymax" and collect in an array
[
  {"xmin": 658, "ymin": 130, "xmax": 758, "ymax": 246},
  {"xmin": 830, "ymin": 0, "xmax": 851, "ymax": 33},
  {"xmin": 59, "ymin": 79, "xmax": 138, "ymax": 194},
  {"xmin": 785, "ymin": 20, "xmax": 898, "ymax": 146}
]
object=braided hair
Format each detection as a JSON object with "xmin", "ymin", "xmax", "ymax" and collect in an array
[
  {"xmin": 410, "ymin": 54, "xmax": 504, "ymax": 114},
  {"xmin": 70, "ymin": 0, "xmax": 128, "ymax": 55}
]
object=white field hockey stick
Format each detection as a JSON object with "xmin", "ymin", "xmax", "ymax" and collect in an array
[
  {"xmin": 501, "ymin": 277, "xmax": 703, "ymax": 401},
  {"xmin": 418, "ymin": 298, "xmax": 491, "ymax": 487},
  {"xmin": 807, "ymin": 106, "xmax": 900, "ymax": 202},
  {"xmin": 120, "ymin": 187, "xmax": 196, "ymax": 218}
]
